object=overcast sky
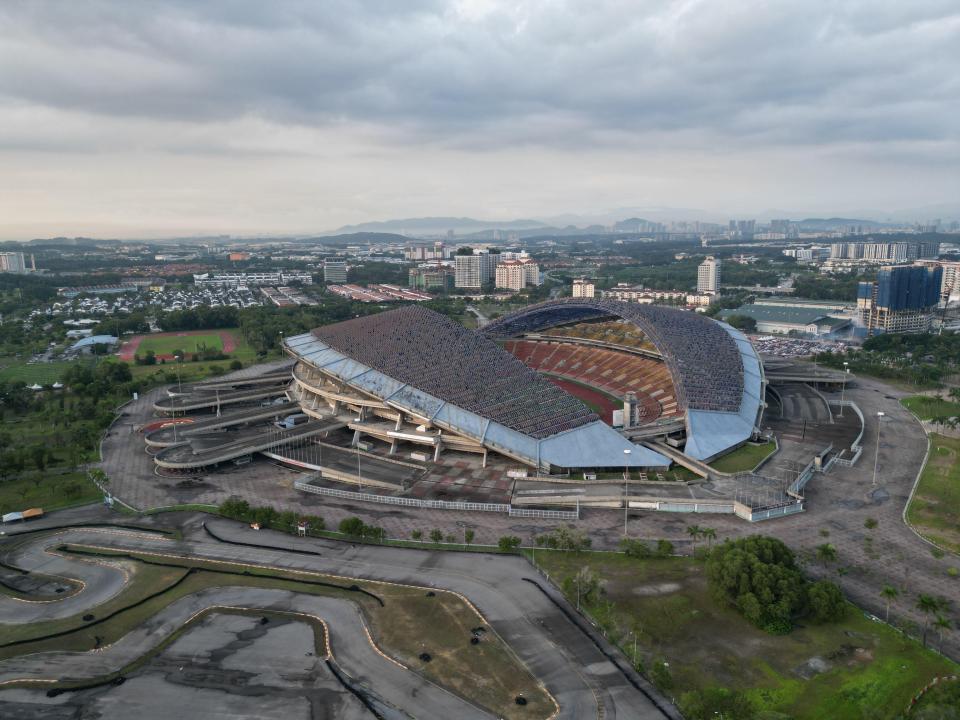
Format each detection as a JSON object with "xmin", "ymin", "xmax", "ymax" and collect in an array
[{"xmin": 1, "ymin": 0, "xmax": 958, "ymax": 239}]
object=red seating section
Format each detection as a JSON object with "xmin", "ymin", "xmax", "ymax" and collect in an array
[{"xmin": 504, "ymin": 340, "xmax": 681, "ymax": 423}]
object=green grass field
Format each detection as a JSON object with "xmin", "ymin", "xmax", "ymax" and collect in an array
[
  {"xmin": 709, "ymin": 441, "xmax": 776, "ymax": 474},
  {"xmin": 0, "ymin": 473, "xmax": 100, "ymax": 516},
  {"xmin": 532, "ymin": 549, "xmax": 957, "ymax": 720},
  {"xmin": 907, "ymin": 433, "xmax": 960, "ymax": 555},
  {"xmin": 135, "ymin": 332, "xmax": 224, "ymax": 356},
  {"xmin": 901, "ymin": 395, "xmax": 960, "ymax": 421},
  {"xmin": 0, "ymin": 360, "xmax": 77, "ymax": 384}
]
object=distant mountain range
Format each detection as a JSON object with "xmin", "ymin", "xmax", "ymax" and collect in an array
[{"xmin": 327, "ymin": 217, "xmax": 549, "ymax": 237}]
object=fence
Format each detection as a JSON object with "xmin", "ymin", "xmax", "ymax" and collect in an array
[{"xmin": 294, "ymin": 480, "xmax": 579, "ymax": 520}]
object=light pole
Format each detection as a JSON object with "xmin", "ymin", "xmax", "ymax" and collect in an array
[
  {"xmin": 839, "ymin": 362, "xmax": 849, "ymax": 417},
  {"xmin": 623, "ymin": 448, "xmax": 631, "ymax": 536},
  {"xmin": 355, "ymin": 416, "xmax": 363, "ymax": 492},
  {"xmin": 872, "ymin": 411, "xmax": 884, "ymax": 487}
]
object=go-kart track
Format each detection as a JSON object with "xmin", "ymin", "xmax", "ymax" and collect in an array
[
  {"xmin": 0, "ymin": 510, "xmax": 677, "ymax": 720},
  {"xmin": 154, "ymin": 385, "xmax": 290, "ymax": 414},
  {"xmin": 144, "ymin": 400, "xmax": 300, "ymax": 447}
]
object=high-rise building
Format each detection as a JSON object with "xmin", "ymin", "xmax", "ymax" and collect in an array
[
  {"xmin": 697, "ymin": 256, "xmax": 721, "ymax": 294},
  {"xmin": 0, "ymin": 252, "xmax": 27, "ymax": 274},
  {"xmin": 857, "ymin": 264, "xmax": 942, "ymax": 334},
  {"xmin": 409, "ymin": 265, "xmax": 454, "ymax": 291},
  {"xmin": 494, "ymin": 259, "xmax": 540, "ymax": 291},
  {"xmin": 454, "ymin": 251, "xmax": 496, "ymax": 289},
  {"xmin": 914, "ymin": 260, "xmax": 960, "ymax": 304},
  {"xmin": 323, "ymin": 259, "xmax": 348, "ymax": 284},
  {"xmin": 572, "ymin": 278, "xmax": 595, "ymax": 298}
]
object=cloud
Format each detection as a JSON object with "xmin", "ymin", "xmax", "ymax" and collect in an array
[{"xmin": 0, "ymin": 0, "xmax": 957, "ymax": 236}]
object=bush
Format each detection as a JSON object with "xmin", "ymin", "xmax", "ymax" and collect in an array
[
  {"xmin": 220, "ymin": 497, "xmax": 251, "ymax": 521},
  {"xmin": 620, "ymin": 538, "xmax": 653, "ymax": 559},
  {"xmin": 650, "ymin": 661, "xmax": 673, "ymax": 691},
  {"xmin": 536, "ymin": 525, "xmax": 591, "ymax": 552},
  {"xmin": 807, "ymin": 580, "xmax": 846, "ymax": 622},
  {"xmin": 411, "ymin": 529, "xmax": 423, "ymax": 541},
  {"xmin": 229, "ymin": 359, "xmax": 243, "ymax": 370},
  {"xmin": 429, "ymin": 529, "xmax": 443, "ymax": 544},
  {"xmin": 655, "ymin": 539, "xmax": 674, "ymax": 557},
  {"xmin": 680, "ymin": 688, "xmax": 756, "ymax": 720},
  {"xmin": 339, "ymin": 516, "xmax": 366, "ymax": 536},
  {"xmin": 498, "ymin": 535, "xmax": 521, "ymax": 552}
]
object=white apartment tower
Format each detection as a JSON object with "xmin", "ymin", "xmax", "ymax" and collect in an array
[
  {"xmin": 454, "ymin": 251, "xmax": 496, "ymax": 289},
  {"xmin": 572, "ymin": 278, "xmax": 595, "ymax": 298},
  {"xmin": 0, "ymin": 252, "xmax": 27, "ymax": 274},
  {"xmin": 697, "ymin": 256, "xmax": 720, "ymax": 294}
]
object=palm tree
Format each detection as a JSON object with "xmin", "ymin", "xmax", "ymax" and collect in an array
[
  {"xmin": 701, "ymin": 527, "xmax": 717, "ymax": 550},
  {"xmin": 815, "ymin": 543, "xmax": 837, "ymax": 568},
  {"xmin": 881, "ymin": 585, "xmax": 899, "ymax": 623},
  {"xmin": 686, "ymin": 524, "xmax": 703, "ymax": 553},
  {"xmin": 934, "ymin": 615, "xmax": 951, "ymax": 654},
  {"xmin": 917, "ymin": 594, "xmax": 943, "ymax": 647}
]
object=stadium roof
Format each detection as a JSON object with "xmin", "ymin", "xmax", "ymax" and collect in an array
[
  {"xmin": 311, "ymin": 306, "xmax": 597, "ymax": 439},
  {"xmin": 484, "ymin": 300, "xmax": 765, "ymax": 461},
  {"xmin": 286, "ymin": 306, "xmax": 669, "ymax": 468},
  {"xmin": 70, "ymin": 334, "xmax": 118, "ymax": 350}
]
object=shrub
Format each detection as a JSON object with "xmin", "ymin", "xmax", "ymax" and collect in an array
[
  {"xmin": 680, "ymin": 688, "xmax": 756, "ymax": 720},
  {"xmin": 650, "ymin": 661, "xmax": 673, "ymax": 691},
  {"xmin": 655, "ymin": 539, "xmax": 674, "ymax": 557},
  {"xmin": 498, "ymin": 535, "xmax": 521, "ymax": 552},
  {"xmin": 219, "ymin": 497, "xmax": 251, "ymax": 521},
  {"xmin": 429, "ymin": 529, "xmax": 443, "ymax": 544},
  {"xmin": 536, "ymin": 525, "xmax": 591, "ymax": 552},
  {"xmin": 411, "ymin": 529, "xmax": 423, "ymax": 541},
  {"xmin": 864, "ymin": 517, "xmax": 878, "ymax": 529},
  {"xmin": 339, "ymin": 516, "xmax": 366, "ymax": 536},
  {"xmin": 807, "ymin": 580, "xmax": 847, "ymax": 623},
  {"xmin": 620, "ymin": 538, "xmax": 652, "ymax": 559},
  {"xmin": 229, "ymin": 359, "xmax": 243, "ymax": 370}
]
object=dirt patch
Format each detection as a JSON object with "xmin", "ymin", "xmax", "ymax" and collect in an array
[{"xmin": 632, "ymin": 582, "xmax": 682, "ymax": 596}]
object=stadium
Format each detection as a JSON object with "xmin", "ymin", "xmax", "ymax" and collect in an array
[{"xmin": 282, "ymin": 299, "xmax": 765, "ymax": 473}]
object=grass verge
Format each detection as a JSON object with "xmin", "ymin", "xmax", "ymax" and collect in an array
[
  {"xmin": 901, "ymin": 396, "xmax": 960, "ymax": 421},
  {"xmin": 530, "ymin": 549, "xmax": 957, "ymax": 720},
  {"xmin": 0, "ymin": 473, "xmax": 100, "ymax": 517},
  {"xmin": 709, "ymin": 441, "xmax": 776, "ymax": 474},
  {"xmin": 906, "ymin": 433, "xmax": 960, "ymax": 555}
]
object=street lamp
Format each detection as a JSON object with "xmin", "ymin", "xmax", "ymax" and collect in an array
[
  {"xmin": 355, "ymin": 416, "xmax": 363, "ymax": 492},
  {"xmin": 839, "ymin": 362, "xmax": 849, "ymax": 417},
  {"xmin": 623, "ymin": 448, "xmax": 632, "ymax": 536},
  {"xmin": 872, "ymin": 411, "xmax": 885, "ymax": 487}
]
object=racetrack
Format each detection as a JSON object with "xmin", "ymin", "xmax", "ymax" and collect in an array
[{"xmin": 0, "ymin": 515, "xmax": 679, "ymax": 719}]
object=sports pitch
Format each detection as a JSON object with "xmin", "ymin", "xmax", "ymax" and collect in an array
[{"xmin": 136, "ymin": 333, "xmax": 224, "ymax": 355}]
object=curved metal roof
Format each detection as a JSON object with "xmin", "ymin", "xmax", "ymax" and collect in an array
[{"xmin": 483, "ymin": 299, "xmax": 745, "ymax": 413}]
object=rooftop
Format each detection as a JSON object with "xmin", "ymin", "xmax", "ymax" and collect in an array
[
  {"xmin": 719, "ymin": 305, "xmax": 833, "ymax": 326},
  {"xmin": 311, "ymin": 306, "xmax": 598, "ymax": 439}
]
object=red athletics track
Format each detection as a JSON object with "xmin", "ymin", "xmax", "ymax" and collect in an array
[
  {"xmin": 545, "ymin": 376, "xmax": 618, "ymax": 424},
  {"xmin": 117, "ymin": 330, "xmax": 237, "ymax": 362}
]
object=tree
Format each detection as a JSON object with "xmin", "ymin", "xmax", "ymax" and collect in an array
[
  {"xmin": 807, "ymin": 580, "xmax": 846, "ymax": 622},
  {"xmin": 917, "ymin": 594, "xmax": 944, "ymax": 647},
  {"xmin": 701, "ymin": 527, "xmax": 717, "ymax": 549},
  {"xmin": 724, "ymin": 314, "xmax": 758, "ymax": 333},
  {"xmin": 410, "ymin": 529, "xmax": 423, "ymax": 541},
  {"xmin": 815, "ymin": 543, "xmax": 837, "ymax": 568},
  {"xmin": 498, "ymin": 535, "xmax": 521, "ymax": 552},
  {"xmin": 429, "ymin": 528, "xmax": 443, "ymax": 544},
  {"xmin": 656, "ymin": 539, "xmax": 674, "ymax": 557},
  {"xmin": 934, "ymin": 615, "xmax": 951, "ymax": 653},
  {"xmin": 686, "ymin": 524, "xmax": 703, "ymax": 553},
  {"xmin": 464, "ymin": 528, "xmax": 475, "ymax": 546},
  {"xmin": 881, "ymin": 585, "xmax": 899, "ymax": 623},
  {"xmin": 30, "ymin": 445, "xmax": 47, "ymax": 473},
  {"xmin": 706, "ymin": 536, "xmax": 807, "ymax": 634}
]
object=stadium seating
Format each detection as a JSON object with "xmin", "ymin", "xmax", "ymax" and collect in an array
[
  {"xmin": 504, "ymin": 339, "xmax": 679, "ymax": 423},
  {"xmin": 312, "ymin": 306, "xmax": 598, "ymax": 440}
]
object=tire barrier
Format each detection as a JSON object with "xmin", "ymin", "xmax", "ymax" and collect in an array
[
  {"xmin": 521, "ymin": 577, "xmax": 678, "ymax": 720},
  {"xmin": 202, "ymin": 521, "xmax": 323, "ymax": 557},
  {"xmin": 0, "ymin": 566, "xmax": 196, "ymax": 650}
]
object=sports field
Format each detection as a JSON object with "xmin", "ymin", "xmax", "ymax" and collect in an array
[{"xmin": 119, "ymin": 330, "xmax": 236, "ymax": 361}]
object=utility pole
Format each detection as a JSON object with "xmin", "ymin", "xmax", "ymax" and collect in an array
[{"xmin": 623, "ymin": 448, "xmax": 631, "ymax": 536}]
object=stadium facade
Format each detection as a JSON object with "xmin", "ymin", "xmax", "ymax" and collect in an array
[{"xmin": 284, "ymin": 300, "xmax": 764, "ymax": 472}]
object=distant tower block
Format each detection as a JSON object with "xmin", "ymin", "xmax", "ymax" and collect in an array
[{"xmin": 624, "ymin": 391, "xmax": 638, "ymax": 428}]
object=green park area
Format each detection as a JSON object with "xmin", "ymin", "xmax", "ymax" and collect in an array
[
  {"xmin": 0, "ymin": 543, "xmax": 551, "ymax": 720},
  {"xmin": 0, "ymin": 472, "xmax": 100, "ymax": 517},
  {"xmin": 532, "ymin": 540, "xmax": 956, "ymax": 720},
  {"xmin": 134, "ymin": 332, "xmax": 224, "ymax": 356},
  {"xmin": 901, "ymin": 395, "xmax": 960, "ymax": 422},
  {"xmin": 907, "ymin": 433, "xmax": 960, "ymax": 555},
  {"xmin": 709, "ymin": 441, "xmax": 776, "ymax": 474},
  {"xmin": 0, "ymin": 360, "xmax": 76, "ymax": 385}
]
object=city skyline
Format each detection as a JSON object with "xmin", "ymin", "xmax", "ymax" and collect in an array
[{"xmin": 0, "ymin": 1, "xmax": 957, "ymax": 239}]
